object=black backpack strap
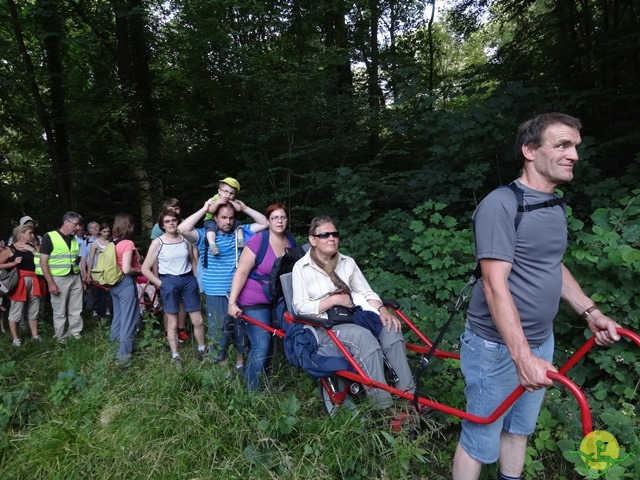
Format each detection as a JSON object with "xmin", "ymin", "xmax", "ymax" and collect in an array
[
  {"xmin": 249, "ymin": 231, "xmax": 270, "ymax": 282},
  {"xmin": 473, "ymin": 182, "xmax": 568, "ymax": 281},
  {"xmin": 505, "ymin": 182, "xmax": 525, "ymax": 230},
  {"xmin": 517, "ymin": 196, "xmax": 569, "ymax": 212},
  {"xmin": 255, "ymin": 230, "xmax": 270, "ymax": 268},
  {"xmin": 506, "ymin": 181, "xmax": 569, "ymax": 227}
]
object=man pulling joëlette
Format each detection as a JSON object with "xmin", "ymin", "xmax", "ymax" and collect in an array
[{"xmin": 452, "ymin": 113, "xmax": 621, "ymax": 480}]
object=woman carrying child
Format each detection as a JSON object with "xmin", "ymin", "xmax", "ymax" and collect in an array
[{"xmin": 142, "ymin": 209, "xmax": 206, "ymax": 367}]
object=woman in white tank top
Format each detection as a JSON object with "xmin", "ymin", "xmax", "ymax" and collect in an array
[{"xmin": 142, "ymin": 209, "xmax": 206, "ymax": 367}]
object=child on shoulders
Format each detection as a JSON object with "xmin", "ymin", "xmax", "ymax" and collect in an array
[{"xmin": 204, "ymin": 177, "xmax": 245, "ymax": 255}]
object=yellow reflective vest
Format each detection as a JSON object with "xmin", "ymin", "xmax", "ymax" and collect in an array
[
  {"xmin": 34, "ymin": 251, "xmax": 43, "ymax": 276},
  {"xmin": 42, "ymin": 230, "xmax": 80, "ymax": 276}
]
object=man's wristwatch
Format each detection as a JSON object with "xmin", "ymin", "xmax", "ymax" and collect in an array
[{"xmin": 580, "ymin": 305, "xmax": 599, "ymax": 321}]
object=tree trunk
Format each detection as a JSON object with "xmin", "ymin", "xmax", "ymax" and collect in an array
[
  {"xmin": 110, "ymin": 0, "xmax": 162, "ymax": 231},
  {"xmin": 427, "ymin": 0, "xmax": 436, "ymax": 103},
  {"xmin": 7, "ymin": 0, "xmax": 72, "ymax": 210},
  {"xmin": 323, "ymin": 5, "xmax": 354, "ymax": 96},
  {"xmin": 367, "ymin": 0, "xmax": 383, "ymax": 156}
]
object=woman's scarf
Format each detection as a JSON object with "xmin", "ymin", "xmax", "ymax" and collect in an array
[
  {"xmin": 310, "ymin": 248, "xmax": 351, "ymax": 296},
  {"xmin": 310, "ymin": 248, "xmax": 382, "ymax": 337}
]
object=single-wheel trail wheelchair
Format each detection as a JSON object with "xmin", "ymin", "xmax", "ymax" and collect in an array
[{"xmin": 239, "ymin": 272, "xmax": 640, "ymax": 438}]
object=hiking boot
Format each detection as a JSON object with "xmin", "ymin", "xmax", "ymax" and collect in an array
[
  {"xmin": 12, "ymin": 338, "xmax": 21, "ymax": 347},
  {"xmin": 177, "ymin": 329, "xmax": 190, "ymax": 343},
  {"xmin": 210, "ymin": 244, "xmax": 220, "ymax": 256},
  {"xmin": 171, "ymin": 355, "xmax": 184, "ymax": 369}
]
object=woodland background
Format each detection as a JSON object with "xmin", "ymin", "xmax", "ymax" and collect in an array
[{"xmin": 1, "ymin": 1, "xmax": 639, "ymax": 478}]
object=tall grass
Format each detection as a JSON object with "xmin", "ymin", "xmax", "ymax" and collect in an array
[
  {"xmin": 1, "ymin": 312, "xmax": 635, "ymax": 479},
  {"xmin": 1, "ymin": 315, "xmax": 451, "ymax": 480}
]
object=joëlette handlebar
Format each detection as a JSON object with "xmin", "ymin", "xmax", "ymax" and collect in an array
[{"xmin": 331, "ymin": 327, "xmax": 640, "ymax": 436}]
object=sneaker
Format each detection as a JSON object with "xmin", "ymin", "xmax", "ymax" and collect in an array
[
  {"xmin": 117, "ymin": 355, "xmax": 132, "ymax": 369},
  {"xmin": 91, "ymin": 312, "xmax": 99, "ymax": 319},
  {"xmin": 177, "ymin": 329, "xmax": 190, "ymax": 343},
  {"xmin": 12, "ymin": 338, "xmax": 21, "ymax": 347},
  {"xmin": 237, "ymin": 238, "xmax": 245, "ymax": 249},
  {"xmin": 171, "ymin": 355, "xmax": 184, "ymax": 369},
  {"xmin": 210, "ymin": 244, "xmax": 220, "ymax": 256},
  {"xmin": 196, "ymin": 349, "xmax": 207, "ymax": 362},
  {"xmin": 105, "ymin": 311, "xmax": 112, "ymax": 317},
  {"xmin": 31, "ymin": 335, "xmax": 42, "ymax": 342}
]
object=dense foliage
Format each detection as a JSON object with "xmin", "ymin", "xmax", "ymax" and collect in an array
[
  {"xmin": 1, "ymin": 0, "xmax": 638, "ymax": 231},
  {"xmin": 1, "ymin": 0, "xmax": 639, "ymax": 478}
]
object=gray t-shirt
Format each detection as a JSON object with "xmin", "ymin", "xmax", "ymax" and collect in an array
[{"xmin": 467, "ymin": 180, "xmax": 568, "ymax": 346}]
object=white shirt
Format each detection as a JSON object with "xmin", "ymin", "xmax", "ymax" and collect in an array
[{"xmin": 292, "ymin": 250, "xmax": 381, "ymax": 317}]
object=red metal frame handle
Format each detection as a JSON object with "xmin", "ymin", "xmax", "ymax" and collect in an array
[
  {"xmin": 266, "ymin": 309, "xmax": 640, "ymax": 436},
  {"xmin": 546, "ymin": 371, "xmax": 592, "ymax": 435},
  {"xmin": 324, "ymin": 327, "xmax": 640, "ymax": 435},
  {"xmin": 558, "ymin": 328, "xmax": 640, "ymax": 375},
  {"xmin": 240, "ymin": 313, "xmax": 284, "ymax": 337}
]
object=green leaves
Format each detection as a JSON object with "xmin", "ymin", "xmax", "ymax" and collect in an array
[{"xmin": 48, "ymin": 369, "xmax": 87, "ymax": 406}]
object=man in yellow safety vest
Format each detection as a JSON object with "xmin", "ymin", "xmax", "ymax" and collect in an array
[{"xmin": 39, "ymin": 211, "xmax": 84, "ymax": 342}]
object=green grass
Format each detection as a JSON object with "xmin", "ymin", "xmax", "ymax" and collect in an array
[
  {"xmin": 0, "ymin": 315, "xmax": 453, "ymax": 479},
  {"xmin": 1, "ymin": 314, "xmax": 637, "ymax": 479}
]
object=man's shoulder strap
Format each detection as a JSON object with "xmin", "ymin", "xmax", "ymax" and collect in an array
[
  {"xmin": 504, "ymin": 181, "xmax": 569, "ymax": 230},
  {"xmin": 473, "ymin": 181, "xmax": 569, "ymax": 280}
]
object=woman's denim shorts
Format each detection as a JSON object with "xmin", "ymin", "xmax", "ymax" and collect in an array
[{"xmin": 159, "ymin": 273, "xmax": 201, "ymax": 314}]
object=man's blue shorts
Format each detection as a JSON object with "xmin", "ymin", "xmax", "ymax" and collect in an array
[
  {"xmin": 459, "ymin": 329, "xmax": 554, "ymax": 464},
  {"xmin": 159, "ymin": 273, "xmax": 201, "ymax": 314}
]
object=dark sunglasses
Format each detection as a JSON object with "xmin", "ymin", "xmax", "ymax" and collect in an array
[{"xmin": 313, "ymin": 231, "xmax": 340, "ymax": 239}]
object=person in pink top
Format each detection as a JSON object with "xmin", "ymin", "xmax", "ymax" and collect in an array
[{"xmin": 109, "ymin": 213, "xmax": 142, "ymax": 368}]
